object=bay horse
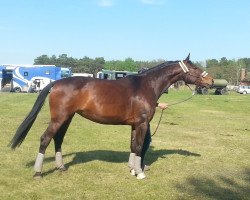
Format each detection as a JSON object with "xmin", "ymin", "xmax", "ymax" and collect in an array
[{"xmin": 9, "ymin": 54, "xmax": 213, "ymax": 179}]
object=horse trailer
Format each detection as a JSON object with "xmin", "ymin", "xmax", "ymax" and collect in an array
[
  {"xmin": 0, "ymin": 65, "xmax": 71, "ymax": 92},
  {"xmin": 196, "ymin": 79, "xmax": 228, "ymax": 95},
  {"xmin": 97, "ymin": 69, "xmax": 137, "ymax": 80}
]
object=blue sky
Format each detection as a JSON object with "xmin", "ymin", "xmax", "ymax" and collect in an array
[{"xmin": 0, "ymin": 0, "xmax": 250, "ymax": 64}]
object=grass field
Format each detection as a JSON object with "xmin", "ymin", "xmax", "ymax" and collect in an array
[{"xmin": 0, "ymin": 89, "xmax": 249, "ymax": 200}]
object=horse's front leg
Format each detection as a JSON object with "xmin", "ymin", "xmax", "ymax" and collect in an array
[
  {"xmin": 128, "ymin": 127, "xmax": 136, "ymax": 175},
  {"xmin": 131, "ymin": 122, "xmax": 148, "ymax": 179}
]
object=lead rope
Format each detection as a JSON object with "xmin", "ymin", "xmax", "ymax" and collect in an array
[{"xmin": 151, "ymin": 85, "xmax": 195, "ymax": 137}]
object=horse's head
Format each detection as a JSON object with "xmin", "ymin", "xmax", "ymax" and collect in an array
[{"xmin": 179, "ymin": 54, "xmax": 213, "ymax": 88}]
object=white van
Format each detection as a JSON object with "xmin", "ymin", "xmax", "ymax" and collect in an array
[{"xmin": 237, "ymin": 85, "xmax": 250, "ymax": 94}]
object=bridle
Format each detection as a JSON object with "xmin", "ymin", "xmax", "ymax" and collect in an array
[
  {"xmin": 178, "ymin": 60, "xmax": 208, "ymax": 78},
  {"xmin": 152, "ymin": 61, "xmax": 209, "ymax": 137}
]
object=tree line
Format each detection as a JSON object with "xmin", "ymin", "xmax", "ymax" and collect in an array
[
  {"xmin": 34, "ymin": 54, "xmax": 250, "ymax": 85},
  {"xmin": 205, "ymin": 57, "xmax": 250, "ymax": 85}
]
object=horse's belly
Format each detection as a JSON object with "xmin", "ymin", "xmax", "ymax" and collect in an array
[{"xmin": 77, "ymin": 109, "xmax": 131, "ymax": 125}]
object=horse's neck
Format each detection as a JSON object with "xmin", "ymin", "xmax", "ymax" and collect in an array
[{"xmin": 143, "ymin": 64, "xmax": 183, "ymax": 99}]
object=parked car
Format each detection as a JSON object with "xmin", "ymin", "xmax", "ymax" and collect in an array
[{"xmin": 237, "ymin": 85, "xmax": 250, "ymax": 94}]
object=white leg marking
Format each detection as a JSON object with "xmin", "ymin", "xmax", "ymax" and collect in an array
[
  {"xmin": 128, "ymin": 153, "xmax": 136, "ymax": 176},
  {"xmin": 130, "ymin": 169, "xmax": 136, "ymax": 176},
  {"xmin": 55, "ymin": 152, "xmax": 64, "ymax": 169},
  {"xmin": 134, "ymin": 156, "xmax": 142, "ymax": 174},
  {"xmin": 34, "ymin": 153, "xmax": 44, "ymax": 173},
  {"xmin": 136, "ymin": 172, "xmax": 146, "ymax": 179},
  {"xmin": 128, "ymin": 153, "xmax": 135, "ymax": 168}
]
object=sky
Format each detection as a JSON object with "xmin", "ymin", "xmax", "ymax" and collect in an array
[{"xmin": 0, "ymin": 0, "xmax": 250, "ymax": 64}]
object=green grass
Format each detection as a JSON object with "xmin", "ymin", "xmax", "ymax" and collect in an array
[{"xmin": 0, "ymin": 90, "xmax": 250, "ymax": 200}]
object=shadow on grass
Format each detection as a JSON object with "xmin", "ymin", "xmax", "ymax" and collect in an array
[
  {"xmin": 26, "ymin": 148, "xmax": 200, "ymax": 177},
  {"xmin": 176, "ymin": 168, "xmax": 250, "ymax": 200}
]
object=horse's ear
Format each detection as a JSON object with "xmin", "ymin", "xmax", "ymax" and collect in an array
[{"xmin": 185, "ymin": 53, "xmax": 190, "ymax": 61}]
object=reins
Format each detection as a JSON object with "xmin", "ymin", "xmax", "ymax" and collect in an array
[
  {"xmin": 151, "ymin": 85, "xmax": 195, "ymax": 137},
  {"xmin": 151, "ymin": 109, "xmax": 164, "ymax": 137}
]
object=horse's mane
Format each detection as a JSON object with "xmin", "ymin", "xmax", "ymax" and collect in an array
[{"xmin": 136, "ymin": 60, "xmax": 179, "ymax": 76}]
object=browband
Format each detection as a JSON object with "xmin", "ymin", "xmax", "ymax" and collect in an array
[{"xmin": 201, "ymin": 71, "xmax": 208, "ymax": 77}]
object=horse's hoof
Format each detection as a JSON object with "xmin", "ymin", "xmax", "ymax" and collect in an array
[
  {"xmin": 130, "ymin": 169, "xmax": 136, "ymax": 176},
  {"xmin": 33, "ymin": 172, "xmax": 43, "ymax": 179},
  {"xmin": 136, "ymin": 172, "xmax": 146, "ymax": 180},
  {"xmin": 57, "ymin": 166, "xmax": 67, "ymax": 173}
]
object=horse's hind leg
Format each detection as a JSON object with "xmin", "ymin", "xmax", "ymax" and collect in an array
[
  {"xmin": 53, "ymin": 115, "xmax": 74, "ymax": 172},
  {"xmin": 33, "ymin": 118, "xmax": 68, "ymax": 179}
]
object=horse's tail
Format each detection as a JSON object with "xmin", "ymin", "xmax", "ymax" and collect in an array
[{"xmin": 9, "ymin": 81, "xmax": 56, "ymax": 149}]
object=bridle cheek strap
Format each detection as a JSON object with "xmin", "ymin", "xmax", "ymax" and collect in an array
[{"xmin": 179, "ymin": 61, "xmax": 209, "ymax": 78}]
